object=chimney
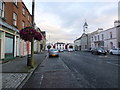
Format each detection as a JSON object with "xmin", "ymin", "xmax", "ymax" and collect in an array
[
  {"xmin": 114, "ymin": 20, "xmax": 120, "ymax": 27},
  {"xmin": 98, "ymin": 28, "xmax": 103, "ymax": 32}
]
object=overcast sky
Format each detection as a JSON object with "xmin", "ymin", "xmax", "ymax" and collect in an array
[{"xmin": 23, "ymin": 0, "xmax": 119, "ymax": 43}]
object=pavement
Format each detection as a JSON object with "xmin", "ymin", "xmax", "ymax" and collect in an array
[{"xmin": 1, "ymin": 51, "xmax": 47, "ymax": 89}]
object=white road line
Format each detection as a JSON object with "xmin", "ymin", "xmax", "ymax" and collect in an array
[
  {"xmin": 73, "ymin": 67, "xmax": 79, "ymax": 74},
  {"xmin": 106, "ymin": 61, "xmax": 120, "ymax": 67},
  {"xmin": 39, "ymin": 74, "xmax": 44, "ymax": 86},
  {"xmin": 59, "ymin": 57, "xmax": 71, "ymax": 71}
]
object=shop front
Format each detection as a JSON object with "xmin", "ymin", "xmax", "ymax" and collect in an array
[{"xmin": 0, "ymin": 21, "xmax": 19, "ymax": 61}]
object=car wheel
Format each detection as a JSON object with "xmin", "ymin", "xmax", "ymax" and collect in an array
[
  {"xmin": 97, "ymin": 52, "xmax": 100, "ymax": 55},
  {"xmin": 110, "ymin": 52, "xmax": 113, "ymax": 55},
  {"xmin": 104, "ymin": 53, "xmax": 106, "ymax": 55}
]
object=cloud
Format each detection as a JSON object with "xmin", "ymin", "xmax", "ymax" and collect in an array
[{"xmin": 23, "ymin": 1, "xmax": 118, "ymax": 43}]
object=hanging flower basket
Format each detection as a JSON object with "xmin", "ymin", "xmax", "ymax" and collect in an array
[{"xmin": 19, "ymin": 27, "xmax": 42, "ymax": 42}]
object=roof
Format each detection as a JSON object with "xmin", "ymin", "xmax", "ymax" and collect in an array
[{"xmin": 83, "ymin": 22, "xmax": 88, "ymax": 27}]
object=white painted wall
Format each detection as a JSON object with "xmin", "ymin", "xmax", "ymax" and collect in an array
[
  {"xmin": 14, "ymin": 35, "xmax": 16, "ymax": 57},
  {"xmin": 91, "ymin": 27, "xmax": 117, "ymax": 50}
]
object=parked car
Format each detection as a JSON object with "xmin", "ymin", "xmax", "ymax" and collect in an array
[
  {"xmin": 59, "ymin": 49, "xmax": 64, "ymax": 52},
  {"xmin": 91, "ymin": 48, "xmax": 107, "ymax": 55},
  {"xmin": 109, "ymin": 48, "xmax": 120, "ymax": 55},
  {"xmin": 48, "ymin": 49, "xmax": 59, "ymax": 57},
  {"xmin": 68, "ymin": 48, "xmax": 74, "ymax": 52}
]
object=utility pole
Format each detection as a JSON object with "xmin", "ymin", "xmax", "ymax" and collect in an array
[{"xmin": 30, "ymin": 0, "xmax": 35, "ymax": 68}]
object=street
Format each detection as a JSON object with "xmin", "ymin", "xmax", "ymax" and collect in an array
[
  {"xmin": 60, "ymin": 51, "xmax": 119, "ymax": 88},
  {"xmin": 22, "ymin": 51, "xmax": 119, "ymax": 88}
]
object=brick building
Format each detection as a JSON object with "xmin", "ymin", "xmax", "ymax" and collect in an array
[{"xmin": 0, "ymin": 0, "xmax": 32, "ymax": 60}]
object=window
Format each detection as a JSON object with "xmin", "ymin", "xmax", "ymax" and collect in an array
[
  {"xmin": 95, "ymin": 36, "xmax": 96, "ymax": 41},
  {"xmin": 0, "ymin": 1, "xmax": 5, "ymax": 18},
  {"xmin": 22, "ymin": 7, "xmax": 25, "ymax": 15},
  {"xmin": 13, "ymin": 0, "xmax": 17, "ymax": 6},
  {"xmin": 92, "ymin": 37, "xmax": 93, "ymax": 41},
  {"xmin": 22, "ymin": 21, "xmax": 25, "ymax": 28},
  {"xmin": 98, "ymin": 35, "xmax": 99, "ymax": 41},
  {"xmin": 110, "ymin": 32, "xmax": 112, "ymax": 39},
  {"xmin": 13, "ymin": 13, "xmax": 17, "ymax": 26},
  {"xmin": 102, "ymin": 34, "xmax": 104, "ymax": 40},
  {"xmin": 28, "ymin": 14, "xmax": 30, "ymax": 21}
]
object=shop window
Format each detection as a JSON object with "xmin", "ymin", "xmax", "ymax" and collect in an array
[{"xmin": 5, "ymin": 33, "xmax": 14, "ymax": 59}]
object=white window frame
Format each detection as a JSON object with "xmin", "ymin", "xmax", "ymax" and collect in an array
[
  {"xmin": 22, "ymin": 21, "xmax": 25, "ymax": 29},
  {"xmin": 28, "ymin": 14, "xmax": 30, "ymax": 21},
  {"xmin": 22, "ymin": 7, "xmax": 25, "ymax": 15},
  {"xmin": 0, "ymin": 1, "xmax": 5, "ymax": 18},
  {"xmin": 13, "ymin": 12, "xmax": 17, "ymax": 26}
]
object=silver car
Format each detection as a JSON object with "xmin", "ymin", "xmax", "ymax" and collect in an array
[{"xmin": 48, "ymin": 49, "xmax": 59, "ymax": 57}]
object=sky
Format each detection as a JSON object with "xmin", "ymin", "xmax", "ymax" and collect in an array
[{"xmin": 22, "ymin": 0, "xmax": 119, "ymax": 43}]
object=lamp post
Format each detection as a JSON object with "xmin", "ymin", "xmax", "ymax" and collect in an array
[{"xmin": 30, "ymin": 0, "xmax": 35, "ymax": 68}]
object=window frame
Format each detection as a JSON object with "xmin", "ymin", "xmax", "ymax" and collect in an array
[
  {"xmin": 110, "ymin": 32, "xmax": 112, "ymax": 39},
  {"xmin": 13, "ymin": 12, "xmax": 17, "ymax": 26},
  {"xmin": 0, "ymin": 1, "xmax": 5, "ymax": 18},
  {"xmin": 28, "ymin": 14, "xmax": 30, "ymax": 21},
  {"xmin": 22, "ymin": 20, "xmax": 25, "ymax": 29},
  {"xmin": 22, "ymin": 7, "xmax": 25, "ymax": 15}
]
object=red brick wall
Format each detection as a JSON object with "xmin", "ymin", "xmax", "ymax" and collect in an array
[{"xmin": 4, "ymin": 1, "xmax": 32, "ymax": 30}]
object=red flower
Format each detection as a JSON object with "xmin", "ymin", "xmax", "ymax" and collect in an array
[{"xmin": 19, "ymin": 27, "xmax": 42, "ymax": 42}]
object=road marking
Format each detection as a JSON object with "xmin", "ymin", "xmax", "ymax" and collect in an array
[
  {"xmin": 59, "ymin": 57, "xmax": 71, "ymax": 71},
  {"xmin": 106, "ymin": 61, "xmax": 120, "ymax": 67},
  {"xmin": 73, "ymin": 67, "xmax": 79, "ymax": 74},
  {"xmin": 39, "ymin": 74, "xmax": 44, "ymax": 86}
]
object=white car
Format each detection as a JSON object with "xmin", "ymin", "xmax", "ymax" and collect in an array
[
  {"xmin": 109, "ymin": 48, "xmax": 120, "ymax": 55},
  {"xmin": 68, "ymin": 48, "xmax": 74, "ymax": 52},
  {"xmin": 59, "ymin": 49, "xmax": 64, "ymax": 52}
]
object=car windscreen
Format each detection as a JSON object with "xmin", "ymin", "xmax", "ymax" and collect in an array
[{"xmin": 50, "ymin": 49, "xmax": 58, "ymax": 51}]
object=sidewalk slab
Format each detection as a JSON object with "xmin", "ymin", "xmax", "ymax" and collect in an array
[
  {"xmin": 2, "ymin": 73, "xmax": 27, "ymax": 88},
  {"xmin": 2, "ymin": 51, "xmax": 47, "ymax": 89}
]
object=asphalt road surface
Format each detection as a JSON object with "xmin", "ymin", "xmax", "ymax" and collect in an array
[
  {"xmin": 60, "ymin": 51, "xmax": 119, "ymax": 88},
  {"xmin": 22, "ymin": 51, "xmax": 119, "ymax": 88}
]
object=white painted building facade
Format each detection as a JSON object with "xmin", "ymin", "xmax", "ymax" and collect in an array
[
  {"xmin": 54, "ymin": 42, "xmax": 66, "ymax": 50},
  {"xmin": 91, "ymin": 21, "xmax": 120, "ymax": 51}
]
